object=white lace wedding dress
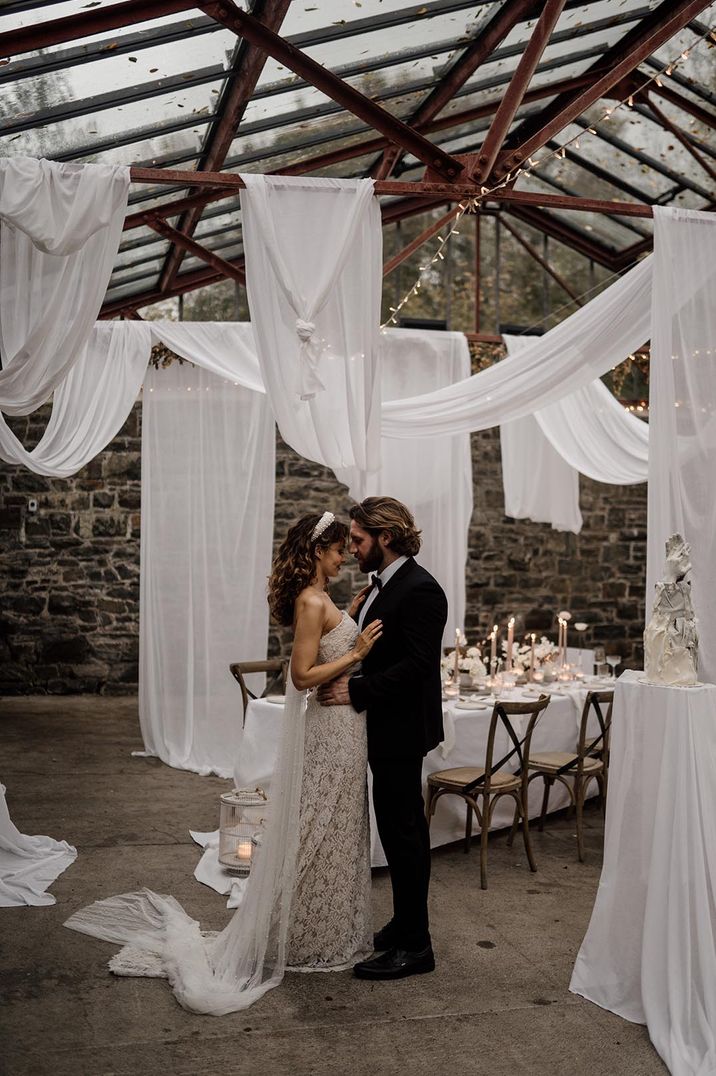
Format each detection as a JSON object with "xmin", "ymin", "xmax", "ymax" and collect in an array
[{"xmin": 64, "ymin": 611, "xmax": 372, "ymax": 1013}]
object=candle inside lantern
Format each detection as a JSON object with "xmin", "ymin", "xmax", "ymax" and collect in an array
[
  {"xmin": 506, "ymin": 617, "xmax": 515, "ymax": 671},
  {"xmin": 530, "ymin": 632, "xmax": 536, "ymax": 681},
  {"xmin": 235, "ymin": 836, "xmax": 253, "ymax": 865},
  {"xmin": 558, "ymin": 617, "xmax": 565, "ymax": 666}
]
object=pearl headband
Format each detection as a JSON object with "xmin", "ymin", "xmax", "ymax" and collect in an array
[{"xmin": 311, "ymin": 511, "xmax": 335, "ymax": 541}]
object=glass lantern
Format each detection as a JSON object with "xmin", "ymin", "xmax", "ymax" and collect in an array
[{"xmin": 218, "ymin": 788, "xmax": 268, "ymax": 877}]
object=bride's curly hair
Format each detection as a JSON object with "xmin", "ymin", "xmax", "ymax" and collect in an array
[{"xmin": 268, "ymin": 514, "xmax": 349, "ymax": 627}]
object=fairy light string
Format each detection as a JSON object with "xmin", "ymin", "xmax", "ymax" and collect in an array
[{"xmin": 381, "ymin": 24, "xmax": 715, "ymax": 330}]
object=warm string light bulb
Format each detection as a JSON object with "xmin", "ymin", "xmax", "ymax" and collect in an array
[{"xmin": 380, "ymin": 29, "xmax": 709, "ymax": 329}]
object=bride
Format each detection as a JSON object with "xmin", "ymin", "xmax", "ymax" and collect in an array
[{"xmin": 64, "ymin": 510, "xmax": 383, "ymax": 1013}]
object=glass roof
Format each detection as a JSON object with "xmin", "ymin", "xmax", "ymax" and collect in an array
[{"xmin": 1, "ymin": 0, "xmax": 714, "ymax": 313}]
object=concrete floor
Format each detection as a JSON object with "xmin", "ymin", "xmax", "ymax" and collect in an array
[{"xmin": 0, "ymin": 696, "xmax": 664, "ymax": 1076}]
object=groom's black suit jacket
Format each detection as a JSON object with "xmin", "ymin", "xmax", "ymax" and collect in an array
[{"xmin": 348, "ymin": 558, "xmax": 448, "ymax": 762}]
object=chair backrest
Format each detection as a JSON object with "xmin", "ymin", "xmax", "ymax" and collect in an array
[
  {"xmin": 229, "ymin": 659, "xmax": 289, "ymax": 727},
  {"xmin": 574, "ymin": 690, "xmax": 614, "ymax": 772},
  {"xmin": 463, "ymin": 695, "xmax": 551, "ymax": 796}
]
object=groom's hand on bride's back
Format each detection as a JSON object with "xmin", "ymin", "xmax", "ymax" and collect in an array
[{"xmin": 318, "ymin": 673, "xmax": 352, "ymax": 707}]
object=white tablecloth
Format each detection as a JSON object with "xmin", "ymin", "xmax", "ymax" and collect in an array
[
  {"xmin": 0, "ymin": 782, "xmax": 77, "ymax": 906},
  {"xmin": 235, "ymin": 683, "xmax": 604, "ymax": 867},
  {"xmin": 570, "ymin": 670, "xmax": 716, "ymax": 1076}
]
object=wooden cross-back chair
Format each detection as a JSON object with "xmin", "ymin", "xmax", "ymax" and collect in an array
[
  {"xmin": 523, "ymin": 689, "xmax": 614, "ymax": 862},
  {"xmin": 229, "ymin": 659, "xmax": 289, "ymax": 727},
  {"xmin": 426, "ymin": 694, "xmax": 551, "ymax": 890}
]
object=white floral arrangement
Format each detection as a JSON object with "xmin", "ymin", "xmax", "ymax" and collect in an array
[
  {"xmin": 441, "ymin": 645, "xmax": 487, "ymax": 680},
  {"xmin": 502, "ymin": 636, "xmax": 559, "ymax": 670}
]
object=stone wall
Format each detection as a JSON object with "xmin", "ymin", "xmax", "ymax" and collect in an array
[{"xmin": 0, "ymin": 399, "xmax": 647, "ymax": 695}]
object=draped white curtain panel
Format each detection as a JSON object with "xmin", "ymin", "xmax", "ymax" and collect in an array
[
  {"xmin": 648, "ymin": 206, "xmax": 716, "ymax": 688},
  {"xmin": 500, "ymin": 335, "xmax": 583, "ymax": 533},
  {"xmin": 0, "ymin": 157, "xmax": 129, "ymax": 416},
  {"xmin": 239, "ymin": 174, "xmax": 383, "ymax": 499},
  {"xmin": 138, "ymin": 360, "xmax": 276, "ymax": 777},
  {"xmin": 367, "ymin": 328, "xmax": 473, "ymax": 643}
]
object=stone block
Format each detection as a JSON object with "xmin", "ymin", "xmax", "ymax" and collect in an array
[
  {"xmin": 92, "ymin": 491, "xmax": 115, "ymax": 509},
  {"xmin": 93, "ymin": 516, "xmax": 125, "ymax": 538},
  {"xmin": 42, "ymin": 636, "xmax": 91, "ymax": 663}
]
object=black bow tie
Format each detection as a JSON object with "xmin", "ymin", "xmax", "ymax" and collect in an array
[{"xmin": 372, "ymin": 574, "xmax": 383, "ymax": 591}]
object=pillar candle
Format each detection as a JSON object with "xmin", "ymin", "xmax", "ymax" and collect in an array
[
  {"xmin": 490, "ymin": 624, "xmax": 498, "ymax": 674},
  {"xmin": 506, "ymin": 617, "xmax": 515, "ymax": 671},
  {"xmin": 453, "ymin": 628, "xmax": 461, "ymax": 686},
  {"xmin": 530, "ymin": 633, "xmax": 536, "ymax": 681}
]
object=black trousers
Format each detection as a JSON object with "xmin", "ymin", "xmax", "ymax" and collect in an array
[{"xmin": 370, "ymin": 754, "xmax": 431, "ymax": 951}]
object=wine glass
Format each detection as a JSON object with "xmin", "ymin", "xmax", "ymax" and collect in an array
[
  {"xmin": 606, "ymin": 654, "xmax": 620, "ymax": 679},
  {"xmin": 593, "ymin": 646, "xmax": 606, "ymax": 678}
]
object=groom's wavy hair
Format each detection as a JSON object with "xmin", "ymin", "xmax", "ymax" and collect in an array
[
  {"xmin": 349, "ymin": 497, "xmax": 421, "ymax": 557},
  {"xmin": 268, "ymin": 514, "xmax": 349, "ymax": 627}
]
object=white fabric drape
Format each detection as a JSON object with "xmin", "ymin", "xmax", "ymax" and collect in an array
[
  {"xmin": 139, "ymin": 360, "xmax": 275, "ymax": 777},
  {"xmin": 571, "ymin": 671, "xmax": 716, "ymax": 1076},
  {"xmin": 151, "ymin": 322, "xmax": 264, "ymax": 395},
  {"xmin": 240, "ymin": 174, "xmax": 382, "ymax": 498},
  {"xmin": 0, "ymin": 322, "xmax": 150, "ymax": 475},
  {"xmin": 382, "ymin": 255, "xmax": 653, "ymax": 437},
  {"xmin": 648, "ymin": 206, "xmax": 716, "ymax": 687},
  {"xmin": 0, "ymin": 782, "xmax": 76, "ymax": 906},
  {"xmin": 536, "ymin": 379, "xmax": 648, "ymax": 485},
  {"xmin": 66, "ymin": 677, "xmax": 308, "ymax": 1014},
  {"xmin": 0, "ymin": 158, "xmax": 129, "ymax": 415},
  {"xmin": 500, "ymin": 335, "xmax": 582, "ymax": 533},
  {"xmin": 370, "ymin": 328, "xmax": 473, "ymax": 642}
]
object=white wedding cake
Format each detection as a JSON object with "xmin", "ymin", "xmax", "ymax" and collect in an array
[{"xmin": 644, "ymin": 534, "xmax": 699, "ymax": 686}]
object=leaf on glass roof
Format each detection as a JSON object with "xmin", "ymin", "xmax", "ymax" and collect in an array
[
  {"xmin": 101, "ymin": 42, "xmax": 118, "ymax": 51},
  {"xmin": 416, "ymin": 6, "xmax": 428, "ymax": 13},
  {"xmin": 128, "ymin": 56, "xmax": 137, "ymax": 62},
  {"xmin": 150, "ymin": 68, "xmax": 158, "ymax": 73},
  {"xmin": 82, "ymin": 1, "xmax": 101, "ymax": 6}
]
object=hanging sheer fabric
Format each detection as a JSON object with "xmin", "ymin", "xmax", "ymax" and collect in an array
[
  {"xmin": 500, "ymin": 335, "xmax": 583, "ymax": 533},
  {"xmin": 138, "ymin": 360, "xmax": 275, "ymax": 776},
  {"xmin": 65, "ymin": 680, "xmax": 308, "ymax": 1014},
  {"xmin": 381, "ymin": 254, "xmax": 653, "ymax": 438},
  {"xmin": 648, "ymin": 206, "xmax": 716, "ymax": 686},
  {"xmin": 0, "ymin": 782, "xmax": 77, "ymax": 907},
  {"xmin": 0, "ymin": 321, "xmax": 150, "ymax": 474},
  {"xmin": 376, "ymin": 328, "xmax": 473, "ymax": 641},
  {"xmin": 240, "ymin": 174, "xmax": 382, "ymax": 497},
  {"xmin": 0, "ymin": 158, "xmax": 129, "ymax": 414},
  {"xmin": 151, "ymin": 322, "xmax": 264, "ymax": 394}
]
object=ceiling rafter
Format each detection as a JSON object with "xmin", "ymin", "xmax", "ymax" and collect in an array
[
  {"xmin": 493, "ymin": 0, "xmax": 712, "ymax": 181},
  {"xmin": 469, "ymin": 0, "xmax": 567, "ymax": 182},
  {"xmin": 196, "ymin": 0, "xmax": 463, "ymax": 182},
  {"xmin": 643, "ymin": 92, "xmax": 716, "ymax": 183},
  {"xmin": 499, "ymin": 215, "xmax": 583, "ymax": 305},
  {"xmin": 148, "ymin": 216, "xmax": 246, "ymax": 285},
  {"xmin": 371, "ymin": 0, "xmax": 540, "ymax": 182},
  {"xmin": 158, "ymin": 0, "xmax": 292, "ymax": 293}
]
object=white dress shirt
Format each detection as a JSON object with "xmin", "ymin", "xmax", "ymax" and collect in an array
[{"xmin": 357, "ymin": 555, "xmax": 408, "ymax": 630}]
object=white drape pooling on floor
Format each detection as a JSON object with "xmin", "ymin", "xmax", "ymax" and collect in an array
[
  {"xmin": 0, "ymin": 157, "xmax": 129, "ymax": 415},
  {"xmin": 381, "ymin": 254, "xmax": 653, "ymax": 438},
  {"xmin": 0, "ymin": 782, "xmax": 77, "ymax": 906},
  {"xmin": 500, "ymin": 335, "xmax": 583, "ymax": 533},
  {"xmin": 240, "ymin": 174, "xmax": 382, "ymax": 499},
  {"xmin": 138, "ymin": 359, "xmax": 275, "ymax": 777},
  {"xmin": 368, "ymin": 328, "xmax": 472, "ymax": 641}
]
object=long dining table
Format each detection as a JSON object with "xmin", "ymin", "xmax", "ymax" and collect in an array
[{"xmin": 237, "ymin": 680, "xmax": 608, "ymax": 867}]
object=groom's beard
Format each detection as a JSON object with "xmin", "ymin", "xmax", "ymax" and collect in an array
[{"xmin": 356, "ymin": 536, "xmax": 382, "ymax": 574}]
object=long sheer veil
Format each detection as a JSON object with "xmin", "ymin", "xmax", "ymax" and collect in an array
[{"xmin": 64, "ymin": 678, "xmax": 307, "ymax": 1015}]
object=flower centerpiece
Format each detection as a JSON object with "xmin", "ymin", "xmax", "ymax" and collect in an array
[{"xmin": 441, "ymin": 645, "xmax": 487, "ymax": 684}]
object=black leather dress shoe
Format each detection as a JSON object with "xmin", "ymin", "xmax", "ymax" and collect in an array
[
  {"xmin": 354, "ymin": 945, "xmax": 435, "ymax": 980},
  {"xmin": 373, "ymin": 921, "xmax": 399, "ymax": 950}
]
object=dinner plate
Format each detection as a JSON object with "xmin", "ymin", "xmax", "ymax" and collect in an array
[
  {"xmin": 264, "ymin": 694, "xmax": 286, "ymax": 705},
  {"xmin": 454, "ymin": 700, "xmax": 489, "ymax": 711}
]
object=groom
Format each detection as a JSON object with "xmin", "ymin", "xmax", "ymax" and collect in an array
[{"xmin": 318, "ymin": 496, "xmax": 447, "ymax": 980}]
